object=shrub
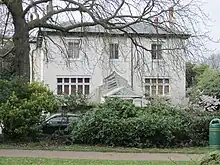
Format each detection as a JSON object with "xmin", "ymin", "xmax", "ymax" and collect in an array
[
  {"xmin": 56, "ymin": 94, "xmax": 96, "ymax": 114},
  {"xmin": 0, "ymin": 78, "xmax": 57, "ymax": 141},
  {"xmin": 200, "ymin": 152, "xmax": 220, "ymax": 165},
  {"xmin": 69, "ymin": 98, "xmax": 215, "ymax": 148}
]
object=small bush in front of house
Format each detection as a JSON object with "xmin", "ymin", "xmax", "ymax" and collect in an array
[
  {"xmin": 56, "ymin": 93, "xmax": 96, "ymax": 114},
  {"xmin": 0, "ymin": 77, "xmax": 57, "ymax": 141},
  {"xmin": 69, "ymin": 98, "xmax": 214, "ymax": 148}
]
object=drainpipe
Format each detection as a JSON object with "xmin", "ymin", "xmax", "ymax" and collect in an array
[{"xmin": 131, "ymin": 40, "xmax": 134, "ymax": 90}]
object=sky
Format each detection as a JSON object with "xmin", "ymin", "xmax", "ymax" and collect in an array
[{"xmin": 201, "ymin": 0, "xmax": 220, "ymax": 55}]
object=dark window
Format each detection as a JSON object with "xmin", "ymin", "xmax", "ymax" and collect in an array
[
  {"xmin": 68, "ymin": 42, "xmax": 74, "ymax": 58},
  {"xmin": 85, "ymin": 85, "xmax": 90, "ymax": 95},
  {"xmin": 145, "ymin": 78, "xmax": 150, "ymax": 83},
  {"xmin": 57, "ymin": 85, "xmax": 62, "ymax": 95},
  {"xmin": 57, "ymin": 78, "xmax": 62, "ymax": 83},
  {"xmin": 78, "ymin": 78, "xmax": 83, "ymax": 83},
  {"xmin": 64, "ymin": 78, "xmax": 69, "ymax": 83},
  {"xmin": 71, "ymin": 85, "xmax": 76, "ymax": 94},
  {"xmin": 78, "ymin": 85, "xmax": 83, "ymax": 94},
  {"xmin": 109, "ymin": 43, "xmax": 119, "ymax": 59},
  {"xmin": 73, "ymin": 42, "xmax": 80, "ymax": 58},
  {"xmin": 71, "ymin": 78, "xmax": 76, "ymax": 83},
  {"xmin": 84, "ymin": 78, "xmax": 90, "ymax": 83},
  {"xmin": 64, "ymin": 85, "xmax": 69, "ymax": 94},
  {"xmin": 151, "ymin": 44, "xmax": 162, "ymax": 60}
]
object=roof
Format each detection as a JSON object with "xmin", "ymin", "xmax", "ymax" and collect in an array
[
  {"xmin": 102, "ymin": 71, "xmax": 142, "ymax": 98},
  {"xmin": 42, "ymin": 22, "xmax": 190, "ymax": 39}
]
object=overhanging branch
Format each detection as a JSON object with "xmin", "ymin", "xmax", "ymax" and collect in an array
[{"xmin": 22, "ymin": 0, "xmax": 51, "ymax": 17}]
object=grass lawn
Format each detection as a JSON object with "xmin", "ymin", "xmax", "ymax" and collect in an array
[
  {"xmin": 0, "ymin": 141, "xmax": 210, "ymax": 154},
  {"xmin": 0, "ymin": 157, "xmax": 198, "ymax": 165}
]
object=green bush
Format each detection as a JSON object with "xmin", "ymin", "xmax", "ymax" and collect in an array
[
  {"xmin": 0, "ymin": 78, "xmax": 57, "ymax": 141},
  {"xmin": 200, "ymin": 152, "xmax": 220, "ymax": 165},
  {"xmin": 56, "ymin": 94, "xmax": 96, "ymax": 114},
  {"xmin": 69, "ymin": 98, "xmax": 214, "ymax": 148}
]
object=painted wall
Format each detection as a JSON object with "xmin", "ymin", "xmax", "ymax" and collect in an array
[{"xmin": 30, "ymin": 34, "xmax": 187, "ymax": 105}]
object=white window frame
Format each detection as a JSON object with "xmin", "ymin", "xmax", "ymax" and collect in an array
[
  {"xmin": 151, "ymin": 43, "xmax": 163, "ymax": 60},
  {"xmin": 109, "ymin": 43, "xmax": 119, "ymax": 59},
  {"xmin": 66, "ymin": 39, "xmax": 81, "ymax": 59},
  {"xmin": 144, "ymin": 78, "xmax": 170, "ymax": 97},
  {"xmin": 56, "ymin": 77, "xmax": 90, "ymax": 95}
]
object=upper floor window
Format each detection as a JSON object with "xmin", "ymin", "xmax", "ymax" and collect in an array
[
  {"xmin": 67, "ymin": 40, "xmax": 80, "ymax": 59},
  {"xmin": 109, "ymin": 43, "xmax": 119, "ymax": 59},
  {"xmin": 145, "ymin": 78, "xmax": 170, "ymax": 96},
  {"xmin": 151, "ymin": 44, "xmax": 162, "ymax": 60},
  {"xmin": 56, "ymin": 77, "xmax": 90, "ymax": 96}
]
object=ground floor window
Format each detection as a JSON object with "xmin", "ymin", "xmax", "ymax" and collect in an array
[
  {"xmin": 144, "ymin": 78, "xmax": 170, "ymax": 96},
  {"xmin": 56, "ymin": 77, "xmax": 90, "ymax": 95}
]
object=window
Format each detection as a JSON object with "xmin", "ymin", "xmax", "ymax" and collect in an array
[
  {"xmin": 57, "ymin": 85, "xmax": 62, "ymax": 95},
  {"xmin": 151, "ymin": 44, "xmax": 162, "ymax": 60},
  {"xmin": 109, "ymin": 43, "xmax": 119, "ymax": 59},
  {"xmin": 56, "ymin": 77, "xmax": 90, "ymax": 95},
  {"xmin": 46, "ymin": 116, "xmax": 67, "ymax": 125},
  {"xmin": 67, "ymin": 41, "xmax": 80, "ymax": 58},
  {"xmin": 145, "ymin": 78, "xmax": 170, "ymax": 96}
]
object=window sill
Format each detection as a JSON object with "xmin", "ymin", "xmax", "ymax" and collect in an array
[
  {"xmin": 152, "ymin": 59, "xmax": 164, "ymax": 62},
  {"xmin": 145, "ymin": 95, "xmax": 171, "ymax": 99},
  {"xmin": 68, "ymin": 58, "xmax": 81, "ymax": 61}
]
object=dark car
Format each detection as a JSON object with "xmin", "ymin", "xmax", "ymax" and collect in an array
[{"xmin": 41, "ymin": 113, "xmax": 79, "ymax": 134}]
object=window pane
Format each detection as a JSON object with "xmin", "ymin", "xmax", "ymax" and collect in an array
[
  {"xmin": 74, "ymin": 42, "xmax": 79, "ymax": 58},
  {"xmin": 152, "ymin": 79, "xmax": 156, "ymax": 84},
  {"xmin": 64, "ymin": 78, "xmax": 69, "ymax": 83},
  {"xmin": 165, "ymin": 79, "xmax": 169, "ymax": 84},
  {"xmin": 145, "ymin": 78, "xmax": 150, "ymax": 83},
  {"xmin": 71, "ymin": 85, "xmax": 76, "ymax": 94},
  {"xmin": 157, "ymin": 44, "xmax": 162, "ymax": 59},
  {"xmin": 158, "ymin": 79, "xmax": 163, "ymax": 84},
  {"xmin": 68, "ymin": 42, "xmax": 73, "ymax": 58},
  {"xmin": 165, "ymin": 85, "xmax": 169, "ymax": 95},
  {"xmin": 109, "ymin": 43, "xmax": 119, "ymax": 59},
  {"xmin": 115, "ymin": 44, "xmax": 119, "ymax": 59},
  {"xmin": 85, "ymin": 85, "xmax": 90, "ymax": 95},
  {"xmin": 57, "ymin": 85, "xmax": 62, "ymax": 95},
  {"xmin": 64, "ymin": 85, "xmax": 69, "ymax": 94},
  {"xmin": 109, "ymin": 44, "xmax": 114, "ymax": 59},
  {"xmin": 151, "ymin": 44, "xmax": 157, "ymax": 59},
  {"xmin": 145, "ymin": 85, "xmax": 150, "ymax": 96},
  {"xmin": 78, "ymin": 78, "xmax": 83, "ymax": 83},
  {"xmin": 57, "ymin": 78, "xmax": 62, "ymax": 83},
  {"xmin": 78, "ymin": 85, "xmax": 83, "ymax": 94},
  {"xmin": 158, "ymin": 85, "xmax": 163, "ymax": 95},
  {"xmin": 151, "ymin": 85, "xmax": 156, "ymax": 96},
  {"xmin": 71, "ymin": 78, "xmax": 76, "ymax": 83},
  {"xmin": 84, "ymin": 78, "xmax": 90, "ymax": 83}
]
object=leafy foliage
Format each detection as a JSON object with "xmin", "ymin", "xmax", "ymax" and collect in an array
[
  {"xmin": 0, "ymin": 78, "xmax": 57, "ymax": 141},
  {"xmin": 189, "ymin": 68, "xmax": 220, "ymax": 111},
  {"xmin": 70, "ymin": 98, "xmax": 213, "ymax": 148},
  {"xmin": 200, "ymin": 152, "xmax": 220, "ymax": 165},
  {"xmin": 56, "ymin": 94, "xmax": 96, "ymax": 114},
  {"xmin": 186, "ymin": 62, "xmax": 209, "ymax": 88}
]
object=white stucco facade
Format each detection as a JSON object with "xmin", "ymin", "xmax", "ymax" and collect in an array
[{"xmin": 30, "ymin": 24, "xmax": 189, "ymax": 106}]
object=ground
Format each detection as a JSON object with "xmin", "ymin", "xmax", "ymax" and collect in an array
[{"xmin": 0, "ymin": 149, "xmax": 203, "ymax": 161}]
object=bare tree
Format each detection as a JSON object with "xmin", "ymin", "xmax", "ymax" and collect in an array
[
  {"xmin": 205, "ymin": 53, "xmax": 220, "ymax": 69},
  {"xmin": 0, "ymin": 0, "xmax": 209, "ymax": 82}
]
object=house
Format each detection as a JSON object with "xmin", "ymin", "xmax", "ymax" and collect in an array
[{"xmin": 30, "ymin": 22, "xmax": 190, "ymax": 106}]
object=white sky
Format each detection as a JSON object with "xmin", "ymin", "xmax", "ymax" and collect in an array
[{"xmin": 201, "ymin": 0, "xmax": 220, "ymax": 54}]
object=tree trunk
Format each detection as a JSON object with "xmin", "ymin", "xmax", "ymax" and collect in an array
[{"xmin": 6, "ymin": 0, "xmax": 30, "ymax": 82}]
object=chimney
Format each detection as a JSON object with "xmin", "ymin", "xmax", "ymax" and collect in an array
[
  {"xmin": 47, "ymin": 0, "xmax": 53, "ymax": 13},
  {"xmin": 168, "ymin": 6, "xmax": 174, "ymax": 28},
  {"xmin": 169, "ymin": 6, "xmax": 174, "ymax": 21},
  {"xmin": 154, "ymin": 17, "xmax": 158, "ymax": 24}
]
